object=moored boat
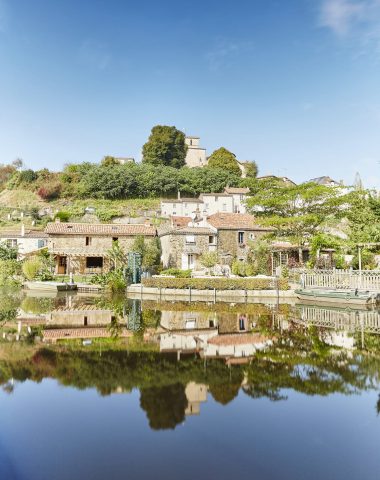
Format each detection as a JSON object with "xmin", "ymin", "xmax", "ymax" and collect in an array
[{"xmin": 295, "ymin": 288, "xmax": 380, "ymax": 306}]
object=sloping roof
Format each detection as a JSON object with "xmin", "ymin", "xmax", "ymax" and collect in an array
[
  {"xmin": 160, "ymin": 226, "xmax": 215, "ymax": 237},
  {"xmin": 161, "ymin": 198, "xmax": 202, "ymax": 204},
  {"xmin": 45, "ymin": 223, "xmax": 156, "ymax": 236},
  {"xmin": 0, "ymin": 229, "xmax": 48, "ymax": 239},
  {"xmin": 206, "ymin": 213, "xmax": 273, "ymax": 231},
  {"xmin": 224, "ymin": 187, "xmax": 250, "ymax": 194},
  {"xmin": 308, "ymin": 176, "xmax": 340, "ymax": 186},
  {"xmin": 171, "ymin": 216, "xmax": 192, "ymax": 228},
  {"xmin": 200, "ymin": 192, "xmax": 231, "ymax": 198}
]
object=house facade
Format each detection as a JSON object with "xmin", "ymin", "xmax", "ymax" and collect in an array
[
  {"xmin": 161, "ymin": 187, "xmax": 249, "ymax": 218},
  {"xmin": 0, "ymin": 225, "xmax": 48, "ymax": 259},
  {"xmin": 160, "ymin": 212, "xmax": 273, "ymax": 270},
  {"xmin": 160, "ymin": 226, "xmax": 217, "ymax": 270},
  {"xmin": 45, "ymin": 222, "xmax": 156, "ymax": 275},
  {"xmin": 206, "ymin": 213, "xmax": 274, "ymax": 265}
]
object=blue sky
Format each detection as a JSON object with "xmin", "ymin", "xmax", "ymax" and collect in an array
[{"xmin": 1, "ymin": 0, "xmax": 380, "ymax": 187}]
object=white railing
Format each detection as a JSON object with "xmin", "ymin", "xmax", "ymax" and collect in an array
[{"xmin": 300, "ymin": 269, "xmax": 380, "ymax": 291}]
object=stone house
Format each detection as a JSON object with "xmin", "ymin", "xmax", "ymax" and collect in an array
[
  {"xmin": 206, "ymin": 213, "xmax": 274, "ymax": 265},
  {"xmin": 45, "ymin": 222, "xmax": 157, "ymax": 275},
  {"xmin": 160, "ymin": 212, "xmax": 273, "ymax": 270},
  {"xmin": 0, "ymin": 225, "xmax": 48, "ymax": 259},
  {"xmin": 160, "ymin": 226, "xmax": 217, "ymax": 270}
]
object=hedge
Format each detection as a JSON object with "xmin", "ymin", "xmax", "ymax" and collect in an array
[{"xmin": 141, "ymin": 277, "xmax": 289, "ymax": 291}]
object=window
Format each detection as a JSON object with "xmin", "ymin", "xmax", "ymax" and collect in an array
[
  {"xmin": 38, "ymin": 239, "xmax": 46, "ymax": 248},
  {"xmin": 84, "ymin": 316, "xmax": 88, "ymax": 326},
  {"xmin": 205, "ymin": 203, "xmax": 209, "ymax": 209},
  {"xmin": 172, "ymin": 204, "xmax": 176, "ymax": 209},
  {"xmin": 112, "ymin": 237, "xmax": 119, "ymax": 242},
  {"xmin": 222, "ymin": 203, "xmax": 227, "ymax": 211},
  {"xmin": 249, "ymin": 233, "xmax": 255, "ymax": 240},
  {"xmin": 6, "ymin": 239, "xmax": 17, "ymax": 248},
  {"xmin": 238, "ymin": 232, "xmax": 244, "ymax": 244},
  {"xmin": 85, "ymin": 237, "xmax": 92, "ymax": 246},
  {"xmin": 186, "ymin": 235, "xmax": 195, "ymax": 244},
  {"xmin": 86, "ymin": 257, "xmax": 103, "ymax": 268},
  {"xmin": 184, "ymin": 203, "xmax": 188, "ymax": 209},
  {"xmin": 185, "ymin": 319, "xmax": 196, "ymax": 329},
  {"xmin": 209, "ymin": 235, "xmax": 215, "ymax": 244}
]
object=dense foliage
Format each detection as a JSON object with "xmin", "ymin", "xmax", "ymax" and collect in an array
[
  {"xmin": 207, "ymin": 147, "xmax": 242, "ymax": 176},
  {"xmin": 142, "ymin": 276, "xmax": 289, "ymax": 290},
  {"xmin": 142, "ymin": 125, "xmax": 187, "ymax": 168}
]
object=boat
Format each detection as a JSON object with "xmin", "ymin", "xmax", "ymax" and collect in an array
[
  {"xmin": 24, "ymin": 281, "xmax": 78, "ymax": 292},
  {"xmin": 295, "ymin": 288, "xmax": 380, "ymax": 306}
]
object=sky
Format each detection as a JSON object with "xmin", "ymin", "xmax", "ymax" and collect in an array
[{"xmin": 1, "ymin": 0, "xmax": 380, "ymax": 188}]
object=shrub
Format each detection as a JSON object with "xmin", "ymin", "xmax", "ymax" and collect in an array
[
  {"xmin": 22, "ymin": 258, "xmax": 42, "ymax": 280},
  {"xmin": 160, "ymin": 268, "xmax": 192, "ymax": 278},
  {"xmin": 231, "ymin": 260, "xmax": 256, "ymax": 277},
  {"xmin": 142, "ymin": 277, "xmax": 289, "ymax": 290},
  {"xmin": 0, "ymin": 259, "xmax": 22, "ymax": 285},
  {"xmin": 19, "ymin": 169, "xmax": 38, "ymax": 183},
  {"xmin": 37, "ymin": 182, "xmax": 62, "ymax": 201},
  {"xmin": 54, "ymin": 211, "xmax": 70, "ymax": 222}
]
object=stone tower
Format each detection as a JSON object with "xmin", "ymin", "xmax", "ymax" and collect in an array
[{"xmin": 185, "ymin": 136, "xmax": 207, "ymax": 168}]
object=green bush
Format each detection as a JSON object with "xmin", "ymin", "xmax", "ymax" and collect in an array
[
  {"xmin": 22, "ymin": 258, "xmax": 42, "ymax": 280},
  {"xmin": 231, "ymin": 260, "xmax": 256, "ymax": 277},
  {"xmin": 142, "ymin": 277, "xmax": 289, "ymax": 290},
  {"xmin": 0, "ymin": 259, "xmax": 22, "ymax": 285},
  {"xmin": 160, "ymin": 268, "xmax": 192, "ymax": 278},
  {"xmin": 54, "ymin": 211, "xmax": 71, "ymax": 222}
]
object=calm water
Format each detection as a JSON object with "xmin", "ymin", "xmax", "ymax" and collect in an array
[{"xmin": 1, "ymin": 290, "xmax": 380, "ymax": 480}]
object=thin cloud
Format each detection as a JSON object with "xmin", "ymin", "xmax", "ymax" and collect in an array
[
  {"xmin": 205, "ymin": 39, "xmax": 254, "ymax": 71},
  {"xmin": 78, "ymin": 39, "xmax": 110, "ymax": 70},
  {"xmin": 319, "ymin": 0, "xmax": 364, "ymax": 35}
]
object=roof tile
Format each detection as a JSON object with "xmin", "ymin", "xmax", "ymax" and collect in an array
[{"xmin": 45, "ymin": 223, "xmax": 156, "ymax": 236}]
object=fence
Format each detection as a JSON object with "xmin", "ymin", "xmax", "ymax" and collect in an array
[{"xmin": 299, "ymin": 269, "xmax": 380, "ymax": 291}]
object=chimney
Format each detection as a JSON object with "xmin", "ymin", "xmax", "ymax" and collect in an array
[
  {"xmin": 178, "ymin": 190, "xmax": 181, "ymax": 200},
  {"xmin": 21, "ymin": 224, "xmax": 25, "ymax": 237}
]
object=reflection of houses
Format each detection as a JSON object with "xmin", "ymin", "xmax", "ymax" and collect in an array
[
  {"xmin": 45, "ymin": 305, "xmax": 116, "ymax": 327},
  {"xmin": 46, "ymin": 222, "xmax": 156, "ymax": 275},
  {"xmin": 0, "ymin": 225, "xmax": 48, "ymax": 259},
  {"xmin": 204, "ymin": 333, "xmax": 272, "ymax": 360},
  {"xmin": 185, "ymin": 382, "xmax": 208, "ymax": 416}
]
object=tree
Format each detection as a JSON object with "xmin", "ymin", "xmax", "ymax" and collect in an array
[
  {"xmin": 101, "ymin": 156, "xmax": 119, "ymax": 167},
  {"xmin": 142, "ymin": 125, "xmax": 187, "ymax": 168},
  {"xmin": 199, "ymin": 251, "xmax": 218, "ymax": 274},
  {"xmin": 347, "ymin": 190, "xmax": 380, "ymax": 244},
  {"xmin": 246, "ymin": 181, "xmax": 346, "ymax": 245},
  {"xmin": 207, "ymin": 147, "xmax": 241, "ymax": 176},
  {"xmin": 242, "ymin": 160, "xmax": 258, "ymax": 178},
  {"xmin": 143, "ymin": 238, "xmax": 161, "ymax": 269},
  {"xmin": 0, "ymin": 243, "xmax": 18, "ymax": 260},
  {"xmin": 107, "ymin": 241, "xmax": 127, "ymax": 270}
]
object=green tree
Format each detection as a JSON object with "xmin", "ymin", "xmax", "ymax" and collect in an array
[
  {"xmin": 346, "ymin": 190, "xmax": 380, "ymax": 244},
  {"xmin": 208, "ymin": 147, "xmax": 241, "ymax": 176},
  {"xmin": 0, "ymin": 244, "xmax": 18, "ymax": 260},
  {"xmin": 107, "ymin": 240, "xmax": 127, "ymax": 270},
  {"xmin": 142, "ymin": 125, "xmax": 187, "ymax": 168},
  {"xmin": 199, "ymin": 251, "xmax": 218, "ymax": 274},
  {"xmin": 101, "ymin": 156, "xmax": 119, "ymax": 167},
  {"xmin": 242, "ymin": 160, "xmax": 258, "ymax": 178},
  {"xmin": 143, "ymin": 238, "xmax": 161, "ymax": 269},
  {"xmin": 246, "ymin": 182, "xmax": 345, "ymax": 245}
]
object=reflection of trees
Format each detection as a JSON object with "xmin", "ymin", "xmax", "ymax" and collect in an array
[
  {"xmin": 140, "ymin": 383, "xmax": 188, "ymax": 430},
  {"xmin": 209, "ymin": 382, "xmax": 241, "ymax": 405}
]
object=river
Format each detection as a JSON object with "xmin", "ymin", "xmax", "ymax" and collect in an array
[{"xmin": 0, "ymin": 289, "xmax": 380, "ymax": 480}]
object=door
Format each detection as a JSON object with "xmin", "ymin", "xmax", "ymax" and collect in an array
[
  {"xmin": 187, "ymin": 254, "xmax": 195, "ymax": 270},
  {"xmin": 57, "ymin": 256, "xmax": 67, "ymax": 274}
]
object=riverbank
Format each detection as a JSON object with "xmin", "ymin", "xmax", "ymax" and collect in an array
[{"xmin": 127, "ymin": 284, "xmax": 297, "ymax": 303}]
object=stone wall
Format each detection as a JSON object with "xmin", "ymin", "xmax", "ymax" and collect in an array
[
  {"xmin": 161, "ymin": 233, "xmax": 213, "ymax": 269},
  {"xmin": 217, "ymin": 230, "xmax": 268, "ymax": 265}
]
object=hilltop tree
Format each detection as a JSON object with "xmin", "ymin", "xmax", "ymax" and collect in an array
[
  {"xmin": 208, "ymin": 147, "xmax": 241, "ymax": 176},
  {"xmin": 142, "ymin": 125, "xmax": 187, "ymax": 168},
  {"xmin": 242, "ymin": 160, "xmax": 258, "ymax": 178}
]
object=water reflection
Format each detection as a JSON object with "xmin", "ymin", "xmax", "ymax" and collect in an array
[{"xmin": 1, "ymin": 289, "xmax": 380, "ymax": 430}]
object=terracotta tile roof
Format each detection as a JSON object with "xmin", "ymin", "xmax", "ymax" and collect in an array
[
  {"xmin": 45, "ymin": 222, "xmax": 156, "ymax": 236},
  {"xmin": 208, "ymin": 333, "xmax": 270, "ymax": 346},
  {"xmin": 161, "ymin": 198, "xmax": 202, "ymax": 204},
  {"xmin": 0, "ymin": 229, "xmax": 48, "ymax": 238},
  {"xmin": 224, "ymin": 187, "xmax": 250, "ymax": 194},
  {"xmin": 206, "ymin": 213, "xmax": 274, "ymax": 231},
  {"xmin": 160, "ymin": 226, "xmax": 215, "ymax": 237},
  {"xmin": 171, "ymin": 216, "xmax": 191, "ymax": 228}
]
